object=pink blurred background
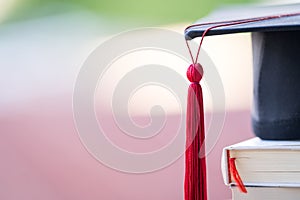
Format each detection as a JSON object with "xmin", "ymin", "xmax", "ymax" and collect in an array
[{"xmin": 1, "ymin": 100, "xmax": 253, "ymax": 200}]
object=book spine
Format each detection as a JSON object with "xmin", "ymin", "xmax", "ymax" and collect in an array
[{"xmin": 221, "ymin": 148, "xmax": 230, "ymax": 185}]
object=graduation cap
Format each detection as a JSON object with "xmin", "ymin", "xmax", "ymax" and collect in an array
[
  {"xmin": 185, "ymin": 3, "xmax": 300, "ymax": 141},
  {"xmin": 182, "ymin": 4, "xmax": 300, "ymax": 200}
]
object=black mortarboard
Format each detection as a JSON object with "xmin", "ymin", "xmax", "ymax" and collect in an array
[{"xmin": 185, "ymin": 4, "xmax": 300, "ymax": 140}]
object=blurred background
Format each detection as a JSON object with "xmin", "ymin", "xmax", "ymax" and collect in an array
[{"xmin": 1, "ymin": 0, "xmax": 298, "ymax": 199}]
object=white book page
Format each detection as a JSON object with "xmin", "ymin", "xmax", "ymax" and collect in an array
[{"xmin": 227, "ymin": 137, "xmax": 300, "ymax": 150}]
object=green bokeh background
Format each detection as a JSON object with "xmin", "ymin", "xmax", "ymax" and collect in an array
[{"xmin": 7, "ymin": 0, "xmax": 255, "ymax": 24}]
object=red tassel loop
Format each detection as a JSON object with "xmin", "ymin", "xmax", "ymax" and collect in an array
[
  {"xmin": 185, "ymin": 63, "xmax": 207, "ymax": 200},
  {"xmin": 229, "ymin": 158, "xmax": 247, "ymax": 193}
]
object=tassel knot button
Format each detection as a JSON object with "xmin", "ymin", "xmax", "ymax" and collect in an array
[{"xmin": 186, "ymin": 63, "xmax": 203, "ymax": 83}]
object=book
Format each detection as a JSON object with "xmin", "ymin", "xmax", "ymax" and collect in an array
[
  {"xmin": 231, "ymin": 186, "xmax": 300, "ymax": 200},
  {"xmin": 222, "ymin": 137, "xmax": 300, "ymax": 187}
]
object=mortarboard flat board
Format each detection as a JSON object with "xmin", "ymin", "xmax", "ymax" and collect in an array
[{"xmin": 185, "ymin": 3, "xmax": 300, "ymax": 140}]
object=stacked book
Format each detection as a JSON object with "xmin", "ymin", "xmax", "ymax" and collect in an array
[{"xmin": 222, "ymin": 137, "xmax": 300, "ymax": 199}]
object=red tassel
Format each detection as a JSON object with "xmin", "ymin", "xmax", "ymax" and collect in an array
[{"xmin": 185, "ymin": 63, "xmax": 207, "ymax": 200}]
